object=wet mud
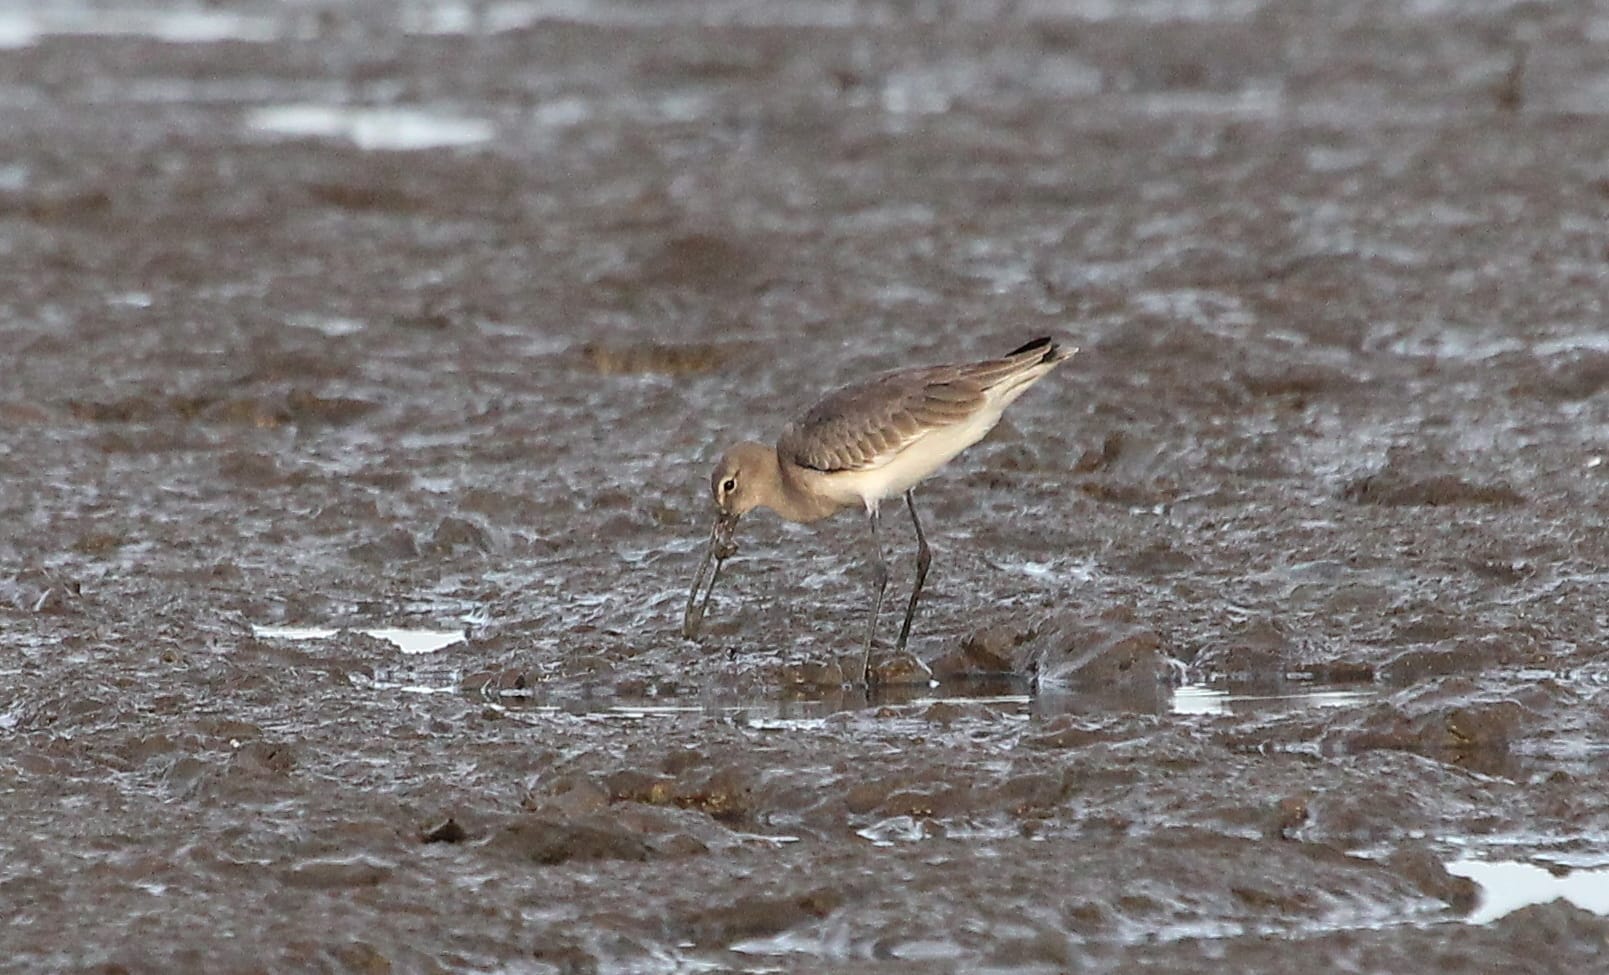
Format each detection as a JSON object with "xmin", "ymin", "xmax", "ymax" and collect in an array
[{"xmin": 3, "ymin": 0, "xmax": 1609, "ymax": 971}]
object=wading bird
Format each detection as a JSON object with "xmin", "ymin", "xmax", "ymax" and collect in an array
[{"xmin": 684, "ymin": 336, "xmax": 1075, "ymax": 684}]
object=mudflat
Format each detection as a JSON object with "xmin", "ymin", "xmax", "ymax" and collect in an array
[{"xmin": 3, "ymin": 2, "xmax": 1607, "ymax": 971}]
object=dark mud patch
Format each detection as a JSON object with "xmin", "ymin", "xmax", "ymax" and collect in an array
[
  {"xmin": 579, "ymin": 339, "xmax": 747, "ymax": 376},
  {"xmin": 1343, "ymin": 471, "xmax": 1526, "ymax": 508}
]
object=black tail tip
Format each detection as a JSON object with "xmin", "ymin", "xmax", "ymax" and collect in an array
[{"xmin": 1006, "ymin": 336, "xmax": 1073, "ymax": 362}]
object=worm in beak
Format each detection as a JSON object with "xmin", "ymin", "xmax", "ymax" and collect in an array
[{"xmin": 682, "ymin": 513, "xmax": 738, "ymax": 639}]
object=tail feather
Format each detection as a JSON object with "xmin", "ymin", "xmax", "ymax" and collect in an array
[
  {"xmin": 968, "ymin": 336, "xmax": 1075, "ymax": 403},
  {"xmin": 1006, "ymin": 336, "xmax": 1052, "ymax": 357},
  {"xmin": 1005, "ymin": 335, "xmax": 1076, "ymax": 365}
]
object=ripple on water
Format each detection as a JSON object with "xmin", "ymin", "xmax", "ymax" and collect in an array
[
  {"xmin": 0, "ymin": 8, "xmax": 281, "ymax": 47},
  {"xmin": 244, "ymin": 105, "xmax": 496, "ymax": 151},
  {"xmin": 478, "ymin": 679, "xmax": 1377, "ymax": 722}
]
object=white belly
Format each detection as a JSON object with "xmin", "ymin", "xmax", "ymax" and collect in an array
[{"xmin": 819, "ymin": 405, "xmax": 1005, "ymax": 511}]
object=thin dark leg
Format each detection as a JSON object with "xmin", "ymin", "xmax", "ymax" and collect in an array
[
  {"xmin": 861, "ymin": 506, "xmax": 888, "ymax": 685},
  {"xmin": 896, "ymin": 488, "xmax": 931, "ymax": 653}
]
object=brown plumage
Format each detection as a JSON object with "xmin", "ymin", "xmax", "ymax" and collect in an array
[
  {"xmin": 683, "ymin": 336, "xmax": 1076, "ymax": 685},
  {"xmin": 778, "ymin": 338, "xmax": 1064, "ymax": 474}
]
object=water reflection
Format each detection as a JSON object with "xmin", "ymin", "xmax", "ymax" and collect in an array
[
  {"xmin": 1446, "ymin": 859, "xmax": 1609, "ymax": 924},
  {"xmin": 0, "ymin": 8, "xmax": 280, "ymax": 47},
  {"xmin": 1168, "ymin": 684, "xmax": 1378, "ymax": 716},
  {"xmin": 245, "ymin": 104, "xmax": 495, "ymax": 151},
  {"xmin": 480, "ymin": 678, "xmax": 1377, "ymax": 721},
  {"xmin": 252, "ymin": 624, "xmax": 464, "ymax": 655}
]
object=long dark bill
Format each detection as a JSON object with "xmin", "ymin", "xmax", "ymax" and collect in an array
[{"xmin": 681, "ymin": 514, "xmax": 737, "ymax": 639}]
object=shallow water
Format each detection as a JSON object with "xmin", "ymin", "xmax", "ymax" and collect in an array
[
  {"xmin": 244, "ymin": 105, "xmax": 497, "ymax": 151},
  {"xmin": 0, "ymin": 6, "xmax": 282, "ymax": 47},
  {"xmin": 5, "ymin": 0, "xmax": 1609, "ymax": 970},
  {"xmin": 252, "ymin": 624, "xmax": 466, "ymax": 654},
  {"xmin": 1448, "ymin": 859, "xmax": 1609, "ymax": 925},
  {"xmin": 1168, "ymin": 683, "xmax": 1378, "ymax": 717}
]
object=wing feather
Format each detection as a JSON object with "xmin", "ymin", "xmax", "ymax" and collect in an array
[
  {"xmin": 776, "ymin": 338, "xmax": 1070, "ymax": 474},
  {"xmin": 778, "ymin": 368, "xmax": 986, "ymax": 473}
]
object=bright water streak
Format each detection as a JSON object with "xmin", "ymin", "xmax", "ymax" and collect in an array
[
  {"xmin": 245, "ymin": 105, "xmax": 496, "ymax": 151},
  {"xmin": 0, "ymin": 7, "xmax": 281, "ymax": 47},
  {"xmin": 1172, "ymin": 684, "xmax": 1377, "ymax": 716},
  {"xmin": 1446, "ymin": 859, "xmax": 1609, "ymax": 924},
  {"xmin": 252, "ymin": 625, "xmax": 464, "ymax": 655}
]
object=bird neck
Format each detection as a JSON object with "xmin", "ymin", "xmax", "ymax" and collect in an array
[{"xmin": 769, "ymin": 452, "xmax": 844, "ymax": 523}]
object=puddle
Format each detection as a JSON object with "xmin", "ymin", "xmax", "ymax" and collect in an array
[
  {"xmin": 400, "ymin": 0, "xmax": 878, "ymax": 31},
  {"xmin": 403, "ymin": 1, "xmax": 548, "ymax": 35},
  {"xmin": 0, "ymin": 8, "xmax": 281, "ymax": 48},
  {"xmin": 251, "ymin": 625, "xmax": 464, "ymax": 655},
  {"xmin": 487, "ymin": 693, "xmax": 1004, "ymax": 727},
  {"xmin": 244, "ymin": 105, "xmax": 496, "ymax": 151},
  {"xmin": 1029, "ymin": 680, "xmax": 1378, "ymax": 719},
  {"xmin": 476, "ymin": 680, "xmax": 1378, "ymax": 723},
  {"xmin": 1169, "ymin": 684, "xmax": 1378, "ymax": 717},
  {"xmin": 1446, "ymin": 859, "xmax": 1609, "ymax": 924}
]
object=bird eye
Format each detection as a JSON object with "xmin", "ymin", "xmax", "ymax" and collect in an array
[{"xmin": 722, "ymin": 478, "xmax": 737, "ymax": 493}]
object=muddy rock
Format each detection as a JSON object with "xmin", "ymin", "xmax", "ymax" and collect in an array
[
  {"xmin": 602, "ymin": 769, "xmax": 678, "ymax": 806},
  {"xmin": 671, "ymin": 766, "xmax": 755, "ymax": 823},
  {"xmin": 1325, "ymin": 682, "xmax": 1530, "ymax": 770},
  {"xmin": 1379, "ymin": 634, "xmax": 1525, "ymax": 682},
  {"xmin": 485, "ymin": 816, "xmax": 655, "ymax": 866},
  {"xmin": 348, "ymin": 528, "xmax": 421, "ymax": 564},
  {"xmin": 228, "ymin": 740, "xmax": 297, "ymax": 777},
  {"xmin": 678, "ymin": 888, "xmax": 844, "ymax": 949},
  {"xmin": 1386, "ymin": 846, "xmax": 1480, "ymax": 914},
  {"xmin": 867, "ymin": 649, "xmax": 932, "ymax": 686},
  {"xmin": 420, "ymin": 818, "xmax": 468, "ymax": 844},
  {"xmin": 931, "ymin": 623, "xmax": 1026, "ymax": 678},
  {"xmin": 533, "ymin": 776, "xmax": 612, "ymax": 818},
  {"xmin": 775, "ymin": 657, "xmax": 848, "ymax": 687},
  {"xmin": 429, "ymin": 515, "xmax": 492, "ymax": 554},
  {"xmin": 1194, "ymin": 617, "xmax": 1290, "ymax": 679},
  {"xmin": 1016, "ymin": 608, "xmax": 1167, "ymax": 689}
]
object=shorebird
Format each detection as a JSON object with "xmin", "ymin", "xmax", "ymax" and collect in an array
[{"xmin": 683, "ymin": 336, "xmax": 1076, "ymax": 685}]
